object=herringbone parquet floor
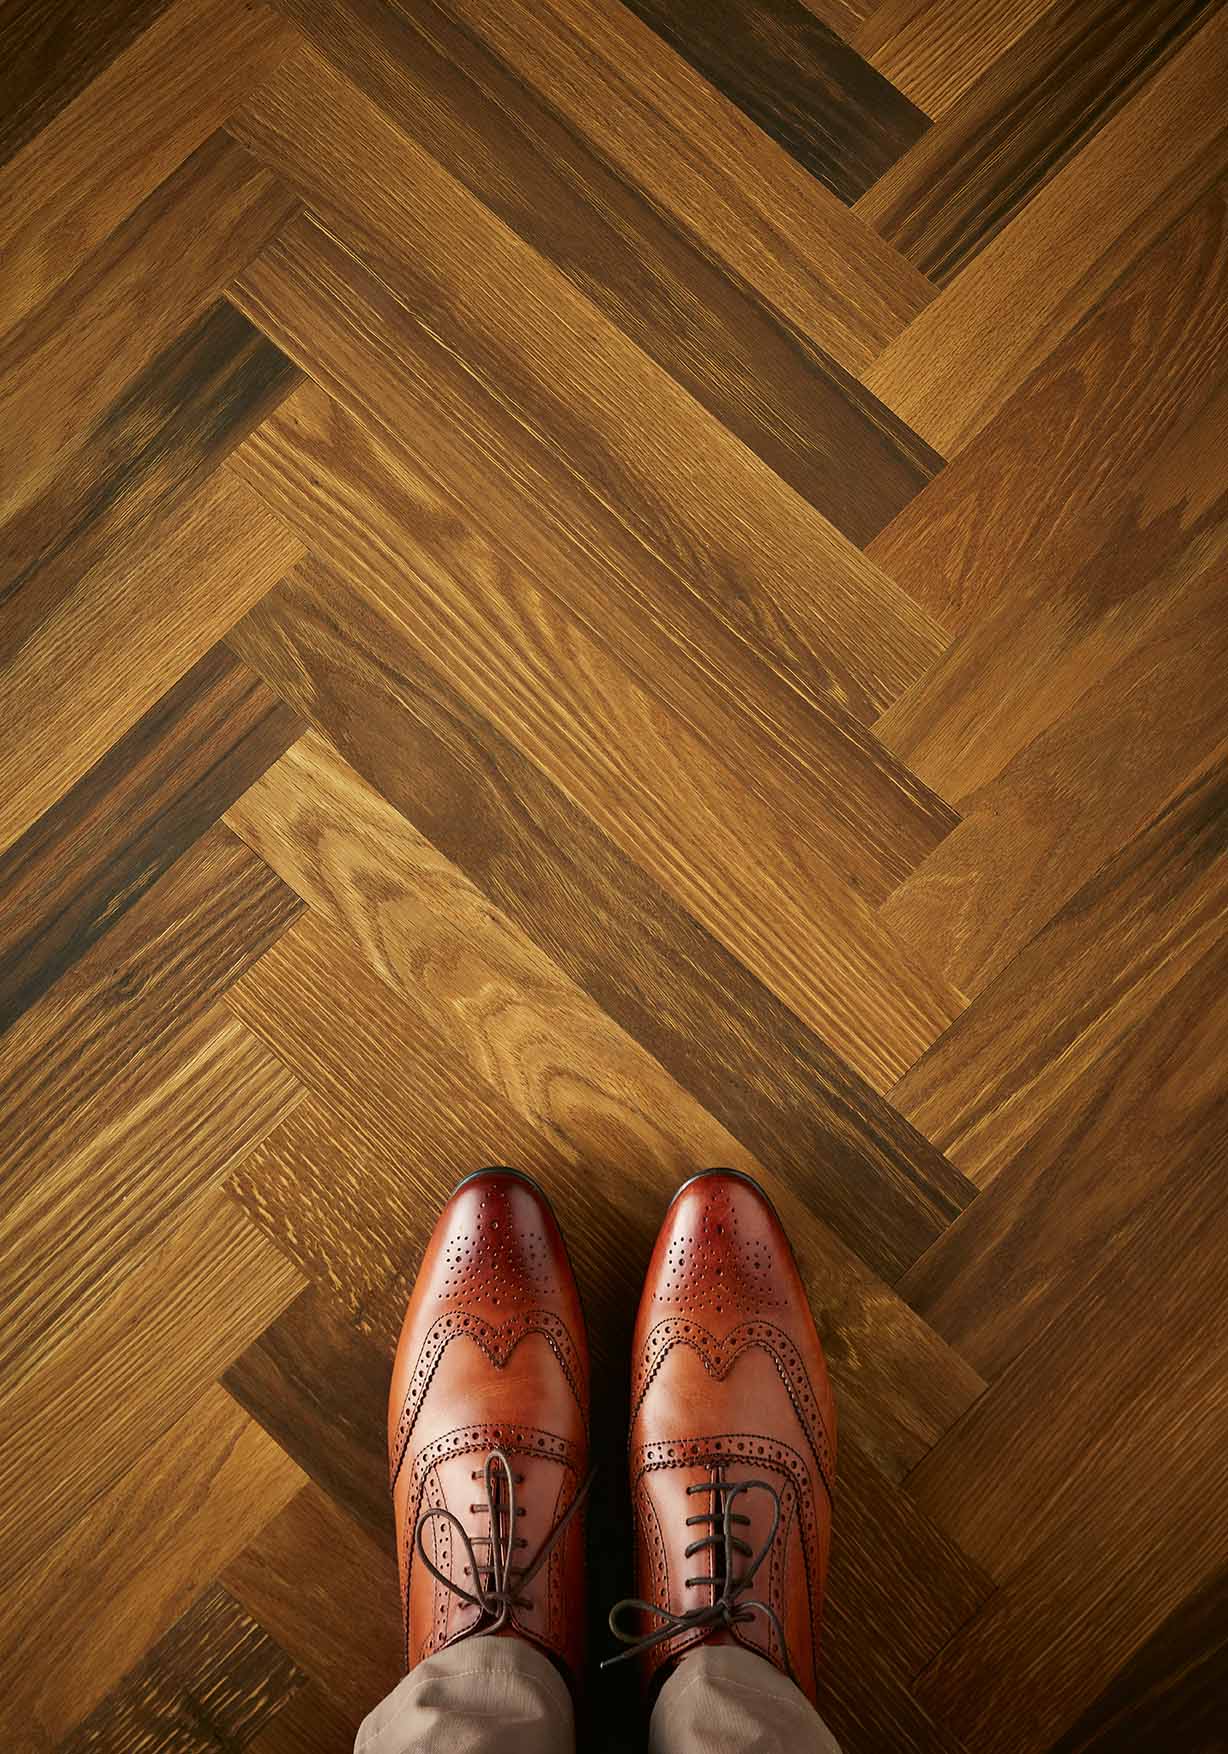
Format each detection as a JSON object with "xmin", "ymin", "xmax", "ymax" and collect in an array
[{"xmin": 3, "ymin": 0, "xmax": 1228, "ymax": 1749}]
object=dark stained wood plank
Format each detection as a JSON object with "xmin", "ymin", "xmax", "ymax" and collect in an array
[
  {"xmin": 0, "ymin": 643, "xmax": 303, "ymax": 1035},
  {"xmin": 621, "ymin": 0, "xmax": 930, "ymax": 202},
  {"xmin": 225, "ymin": 154, "xmax": 945, "ymax": 729},
  {"xmin": 246, "ymin": 1682, "xmax": 358, "ymax": 1754},
  {"xmin": 892, "ymin": 753, "xmax": 1228, "ymax": 1376},
  {"xmin": 226, "ymin": 734, "xmax": 984, "ymax": 1483},
  {"xmin": 227, "ymin": 383, "xmax": 962, "ymax": 1088},
  {"xmin": 0, "ymin": 132, "xmax": 298, "ymax": 528},
  {"xmin": 858, "ymin": 0, "xmax": 1219, "ymax": 283},
  {"xmin": 0, "ymin": 0, "xmax": 291, "ymax": 339},
  {"xmin": 0, "ymin": 469, "xmax": 305, "ymax": 856},
  {"xmin": 228, "ymin": 559, "xmax": 976, "ymax": 1281},
  {"xmin": 907, "ymin": 1143, "xmax": 1228, "ymax": 1754},
  {"xmin": 853, "ymin": 0, "xmax": 1058, "ymax": 115},
  {"xmin": 0, "ymin": 1367, "xmax": 306, "ymax": 1740},
  {"xmin": 0, "ymin": 822, "xmax": 302, "ymax": 1220},
  {"xmin": 250, "ymin": 1, "xmax": 942, "ymax": 546},
  {"xmin": 860, "ymin": 9, "xmax": 1228, "ymax": 455},
  {"xmin": 57, "ymin": 1583, "xmax": 305, "ymax": 1754},
  {"xmin": 228, "ymin": 226, "xmax": 957, "ymax": 897},
  {"xmin": 867, "ymin": 175, "xmax": 1228, "ymax": 636},
  {"xmin": 442, "ymin": 0, "xmax": 937, "ymax": 372},
  {"xmin": 221, "ymin": 1484, "xmax": 402, "ymax": 1727},
  {"xmin": 0, "ymin": 0, "xmax": 167, "ymax": 169},
  {"xmin": 1047, "ymin": 1563, "xmax": 1228, "ymax": 1754}
]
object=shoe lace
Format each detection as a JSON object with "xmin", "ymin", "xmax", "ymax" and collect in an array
[
  {"xmin": 602, "ymin": 1476, "xmax": 796, "ymax": 1682},
  {"xmin": 415, "ymin": 1447, "xmax": 593, "ymax": 1633}
]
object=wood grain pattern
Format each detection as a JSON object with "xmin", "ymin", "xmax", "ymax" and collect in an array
[
  {"xmin": 247, "ymin": 1682, "xmax": 358, "ymax": 1754},
  {"xmin": 861, "ymin": 6, "xmax": 1228, "ymax": 453},
  {"xmin": 854, "ymin": 0, "xmax": 1057, "ymax": 114},
  {"xmin": 0, "ymin": 0, "xmax": 167, "ymax": 168},
  {"xmin": 441, "ymin": 0, "xmax": 937, "ymax": 372},
  {"xmin": 866, "ymin": 176, "xmax": 1228, "ymax": 637},
  {"xmin": 225, "ymin": 96, "xmax": 946, "ymax": 724},
  {"xmin": 0, "ymin": 130, "xmax": 296, "ymax": 524},
  {"xmin": 0, "ymin": 1190, "xmax": 304, "ymax": 1593},
  {"xmin": 892, "ymin": 754, "xmax": 1228, "ymax": 1375},
  {"xmin": 265, "ymin": 0, "xmax": 942, "ymax": 545},
  {"xmin": 857, "ymin": 0, "xmax": 1216, "ymax": 281},
  {"xmin": 0, "ymin": 0, "xmax": 290, "ymax": 336},
  {"xmin": 225, "ymin": 732, "xmax": 984, "ymax": 1479},
  {"xmin": 56, "ymin": 1583, "xmax": 304, "ymax": 1754},
  {"xmin": 222, "ymin": 1484, "xmax": 402, "ymax": 1727},
  {"xmin": 0, "ymin": 1381, "xmax": 306, "ymax": 1743},
  {"xmin": 0, "ymin": 468, "xmax": 304, "ymax": 856},
  {"xmin": 229, "ymin": 561, "xmax": 976, "ymax": 1278},
  {"xmin": 906, "ymin": 1148, "xmax": 1228, "ymax": 1754},
  {"xmin": 620, "ymin": 0, "xmax": 931, "ymax": 202},
  {"xmin": 227, "ymin": 382, "xmax": 962, "ymax": 1086},
  {"xmin": 0, "ymin": 641, "xmax": 302, "ymax": 1034}
]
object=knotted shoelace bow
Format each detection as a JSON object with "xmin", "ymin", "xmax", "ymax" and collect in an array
[
  {"xmin": 602, "ymin": 1475, "xmax": 796, "ymax": 1683},
  {"xmin": 415, "ymin": 1448, "xmax": 593, "ymax": 1633}
]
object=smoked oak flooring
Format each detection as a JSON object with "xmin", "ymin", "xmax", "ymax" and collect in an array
[{"xmin": 3, "ymin": 2, "xmax": 1227, "ymax": 1750}]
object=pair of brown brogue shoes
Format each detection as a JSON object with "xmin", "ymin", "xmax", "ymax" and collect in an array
[{"xmin": 388, "ymin": 1168, "xmax": 836, "ymax": 1705}]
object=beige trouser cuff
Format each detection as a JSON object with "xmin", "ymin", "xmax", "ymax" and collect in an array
[{"xmin": 650, "ymin": 1644, "xmax": 843, "ymax": 1754}]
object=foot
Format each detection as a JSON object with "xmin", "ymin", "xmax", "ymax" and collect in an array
[
  {"xmin": 609, "ymin": 1170, "xmax": 836, "ymax": 1702},
  {"xmin": 388, "ymin": 1168, "xmax": 590, "ymax": 1687}
]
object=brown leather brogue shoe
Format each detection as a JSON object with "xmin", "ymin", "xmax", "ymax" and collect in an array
[
  {"xmin": 607, "ymin": 1169, "xmax": 836, "ymax": 1703},
  {"xmin": 388, "ymin": 1168, "xmax": 591, "ymax": 1688}
]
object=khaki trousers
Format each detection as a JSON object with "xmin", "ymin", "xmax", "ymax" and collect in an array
[{"xmin": 355, "ymin": 1637, "xmax": 843, "ymax": 1754}]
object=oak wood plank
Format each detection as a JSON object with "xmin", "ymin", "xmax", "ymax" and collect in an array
[
  {"xmin": 227, "ymin": 383, "xmax": 962, "ymax": 1088},
  {"xmin": 854, "ymin": 0, "xmax": 1059, "ymax": 114},
  {"xmin": 906, "ymin": 1147, "xmax": 1228, "ymax": 1753},
  {"xmin": 225, "ymin": 90, "xmax": 946, "ymax": 724},
  {"xmin": 229, "ymin": 564, "xmax": 975, "ymax": 1278},
  {"xmin": 0, "ymin": 0, "xmax": 291, "ymax": 334},
  {"xmin": 857, "ymin": 0, "xmax": 1216, "ymax": 283},
  {"xmin": 0, "ymin": 642, "xmax": 303, "ymax": 1034},
  {"xmin": 246, "ymin": 1681, "xmax": 358, "ymax": 1754},
  {"xmin": 861, "ymin": 8, "xmax": 1228, "ymax": 453},
  {"xmin": 0, "ymin": 469, "xmax": 305, "ymax": 857},
  {"xmin": 0, "ymin": 0, "xmax": 167, "ymax": 168},
  {"xmin": 56, "ymin": 1583, "xmax": 305, "ymax": 1754},
  {"xmin": 259, "ymin": 0, "xmax": 942, "ymax": 545},
  {"xmin": 221, "ymin": 1484, "xmax": 402, "ymax": 1726},
  {"xmin": 225, "ymin": 732, "xmax": 984, "ymax": 1480},
  {"xmin": 619, "ymin": 0, "xmax": 930, "ymax": 202},
  {"xmin": 0, "ymin": 1367, "xmax": 306, "ymax": 1737},
  {"xmin": 227, "ymin": 225, "xmax": 956, "ymax": 892},
  {"xmin": 0, "ymin": 131, "xmax": 297, "ymax": 525},
  {"xmin": 892, "ymin": 754, "xmax": 1228, "ymax": 1377},
  {"xmin": 440, "ymin": 0, "xmax": 937, "ymax": 372},
  {"xmin": 866, "ymin": 176, "xmax": 1228, "ymax": 638}
]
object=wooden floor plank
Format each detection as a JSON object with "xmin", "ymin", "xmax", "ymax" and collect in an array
[
  {"xmin": 266, "ymin": 0, "xmax": 943, "ymax": 545},
  {"xmin": 0, "ymin": 469, "xmax": 304, "ymax": 857},
  {"xmin": 0, "ymin": 131, "xmax": 297, "ymax": 525},
  {"xmin": 892, "ymin": 754, "xmax": 1228, "ymax": 1376},
  {"xmin": 225, "ymin": 732, "xmax": 984, "ymax": 1481},
  {"xmin": 227, "ymin": 227, "xmax": 957, "ymax": 893},
  {"xmin": 227, "ymin": 383, "xmax": 962, "ymax": 1088},
  {"xmin": 0, "ymin": 1379, "xmax": 306, "ymax": 1743},
  {"xmin": 856, "ymin": 0, "xmax": 1216, "ymax": 282},
  {"xmin": 860, "ymin": 6, "xmax": 1228, "ymax": 454},
  {"xmin": 618, "ymin": 0, "xmax": 931, "ymax": 202},
  {"xmin": 906, "ymin": 1143, "xmax": 1228, "ymax": 1753},
  {"xmin": 221, "ymin": 1484, "xmax": 402, "ymax": 1727},
  {"xmin": 865, "ymin": 176, "xmax": 1228, "ymax": 638},
  {"xmin": 440, "ymin": 0, "xmax": 937, "ymax": 373},
  {"xmin": 229, "ymin": 563, "xmax": 975, "ymax": 1280},
  {"xmin": 0, "ymin": 642, "xmax": 302, "ymax": 1035},
  {"xmin": 246, "ymin": 1681, "xmax": 359, "ymax": 1754},
  {"xmin": 56, "ymin": 1584, "xmax": 305, "ymax": 1754},
  {"xmin": 853, "ymin": 0, "xmax": 1059, "ymax": 115},
  {"xmin": 0, "ymin": 0, "xmax": 290, "ymax": 336},
  {"xmin": 227, "ymin": 76, "xmax": 947, "ymax": 723}
]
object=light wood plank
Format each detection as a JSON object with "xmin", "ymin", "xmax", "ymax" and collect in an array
[{"xmin": 854, "ymin": 0, "xmax": 1061, "ymax": 115}]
